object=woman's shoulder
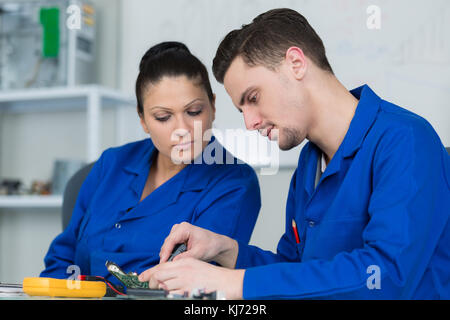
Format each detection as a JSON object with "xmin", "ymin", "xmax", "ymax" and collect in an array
[
  {"xmin": 107, "ymin": 138, "xmax": 151, "ymax": 155},
  {"xmin": 196, "ymin": 139, "xmax": 259, "ymax": 185},
  {"xmin": 98, "ymin": 138, "xmax": 153, "ymax": 167}
]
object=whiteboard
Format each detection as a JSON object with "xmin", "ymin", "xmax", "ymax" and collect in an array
[{"xmin": 118, "ymin": 0, "xmax": 450, "ymax": 168}]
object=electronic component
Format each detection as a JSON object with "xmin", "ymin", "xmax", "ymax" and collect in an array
[
  {"xmin": 168, "ymin": 243, "xmax": 187, "ymax": 262},
  {"xmin": 105, "ymin": 261, "xmax": 149, "ymax": 289},
  {"xmin": 78, "ymin": 275, "xmax": 125, "ymax": 297},
  {"xmin": 125, "ymin": 288, "xmax": 168, "ymax": 298},
  {"xmin": 191, "ymin": 288, "xmax": 225, "ymax": 300}
]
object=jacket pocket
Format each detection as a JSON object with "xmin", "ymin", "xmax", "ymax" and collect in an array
[
  {"xmin": 302, "ymin": 217, "xmax": 367, "ymax": 260},
  {"xmin": 295, "ymin": 242, "xmax": 305, "ymax": 260}
]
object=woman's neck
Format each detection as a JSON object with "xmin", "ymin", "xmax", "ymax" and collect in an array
[
  {"xmin": 153, "ymin": 151, "xmax": 188, "ymax": 182},
  {"xmin": 140, "ymin": 152, "xmax": 188, "ymax": 202}
]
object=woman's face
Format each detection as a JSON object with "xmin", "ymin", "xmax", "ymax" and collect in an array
[{"xmin": 139, "ymin": 75, "xmax": 216, "ymax": 164}]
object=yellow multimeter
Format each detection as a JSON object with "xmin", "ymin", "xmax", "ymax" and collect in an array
[{"xmin": 23, "ymin": 277, "xmax": 106, "ymax": 298}]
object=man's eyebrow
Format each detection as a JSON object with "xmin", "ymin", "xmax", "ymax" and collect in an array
[{"xmin": 239, "ymin": 87, "xmax": 255, "ymax": 106}]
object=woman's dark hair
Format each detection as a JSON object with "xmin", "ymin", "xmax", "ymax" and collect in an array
[
  {"xmin": 213, "ymin": 8, "xmax": 334, "ymax": 84},
  {"xmin": 136, "ymin": 41, "xmax": 214, "ymax": 116}
]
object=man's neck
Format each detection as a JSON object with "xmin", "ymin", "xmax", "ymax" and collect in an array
[{"xmin": 307, "ymin": 75, "xmax": 359, "ymax": 164}]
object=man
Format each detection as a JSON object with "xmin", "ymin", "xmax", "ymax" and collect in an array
[{"xmin": 139, "ymin": 8, "xmax": 450, "ymax": 299}]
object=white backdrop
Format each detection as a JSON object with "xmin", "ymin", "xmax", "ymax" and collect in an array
[
  {"xmin": 1, "ymin": 0, "xmax": 449, "ymax": 283},
  {"xmin": 118, "ymin": 0, "xmax": 450, "ymax": 166}
]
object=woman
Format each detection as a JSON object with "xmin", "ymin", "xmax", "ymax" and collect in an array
[{"xmin": 40, "ymin": 42, "xmax": 261, "ymax": 284}]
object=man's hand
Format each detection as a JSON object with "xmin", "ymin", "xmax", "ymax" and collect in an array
[
  {"xmin": 138, "ymin": 258, "xmax": 245, "ymax": 299},
  {"xmin": 159, "ymin": 222, "xmax": 239, "ymax": 269}
]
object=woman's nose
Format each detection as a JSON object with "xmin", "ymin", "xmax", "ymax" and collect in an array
[
  {"xmin": 174, "ymin": 115, "xmax": 190, "ymax": 131},
  {"xmin": 173, "ymin": 116, "xmax": 195, "ymax": 139}
]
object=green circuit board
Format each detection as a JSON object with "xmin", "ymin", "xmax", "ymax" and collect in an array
[{"xmin": 105, "ymin": 261, "xmax": 149, "ymax": 289}]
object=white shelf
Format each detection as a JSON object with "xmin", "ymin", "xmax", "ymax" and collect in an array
[
  {"xmin": 0, "ymin": 85, "xmax": 135, "ymax": 113},
  {"xmin": 0, "ymin": 85, "xmax": 136, "ymax": 210},
  {"xmin": 0, "ymin": 85, "xmax": 136, "ymax": 162},
  {"xmin": 0, "ymin": 195, "xmax": 62, "ymax": 208}
]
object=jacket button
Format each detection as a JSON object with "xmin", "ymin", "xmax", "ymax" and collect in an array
[
  {"xmin": 115, "ymin": 223, "xmax": 121, "ymax": 229},
  {"xmin": 308, "ymin": 221, "xmax": 315, "ymax": 227}
]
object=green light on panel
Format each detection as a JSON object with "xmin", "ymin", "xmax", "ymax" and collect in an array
[{"xmin": 39, "ymin": 7, "xmax": 60, "ymax": 58}]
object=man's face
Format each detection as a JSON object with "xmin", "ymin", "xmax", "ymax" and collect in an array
[{"xmin": 223, "ymin": 56, "xmax": 310, "ymax": 151}]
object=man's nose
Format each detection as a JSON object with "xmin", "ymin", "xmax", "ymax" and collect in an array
[{"xmin": 243, "ymin": 108, "xmax": 263, "ymax": 130}]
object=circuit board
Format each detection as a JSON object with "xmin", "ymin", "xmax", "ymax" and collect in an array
[{"xmin": 105, "ymin": 261, "xmax": 149, "ymax": 289}]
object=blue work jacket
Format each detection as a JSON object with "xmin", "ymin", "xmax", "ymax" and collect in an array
[
  {"xmin": 236, "ymin": 85, "xmax": 450, "ymax": 299},
  {"xmin": 41, "ymin": 137, "xmax": 261, "ymax": 285}
]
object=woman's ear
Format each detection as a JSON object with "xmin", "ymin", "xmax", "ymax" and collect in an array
[
  {"xmin": 138, "ymin": 108, "xmax": 150, "ymax": 134},
  {"xmin": 285, "ymin": 46, "xmax": 307, "ymax": 81},
  {"xmin": 211, "ymin": 93, "xmax": 216, "ymax": 122}
]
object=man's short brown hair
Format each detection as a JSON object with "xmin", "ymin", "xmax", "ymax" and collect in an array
[{"xmin": 212, "ymin": 8, "xmax": 333, "ymax": 84}]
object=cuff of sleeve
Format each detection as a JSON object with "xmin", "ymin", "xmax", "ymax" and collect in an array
[
  {"xmin": 235, "ymin": 240, "xmax": 251, "ymax": 269},
  {"xmin": 241, "ymin": 264, "xmax": 276, "ymax": 300},
  {"xmin": 241, "ymin": 263, "xmax": 293, "ymax": 300}
]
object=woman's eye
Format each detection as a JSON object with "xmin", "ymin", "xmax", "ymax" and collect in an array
[
  {"xmin": 187, "ymin": 109, "xmax": 203, "ymax": 117},
  {"xmin": 155, "ymin": 115, "xmax": 170, "ymax": 122}
]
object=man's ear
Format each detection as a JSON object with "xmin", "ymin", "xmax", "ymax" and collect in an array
[{"xmin": 285, "ymin": 46, "xmax": 307, "ymax": 80}]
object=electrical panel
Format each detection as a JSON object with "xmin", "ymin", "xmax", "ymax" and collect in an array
[{"xmin": 0, "ymin": 0, "xmax": 96, "ymax": 90}]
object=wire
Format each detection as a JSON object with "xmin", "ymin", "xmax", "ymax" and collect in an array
[
  {"xmin": 78, "ymin": 275, "xmax": 126, "ymax": 296},
  {"xmin": 24, "ymin": 57, "xmax": 43, "ymax": 88}
]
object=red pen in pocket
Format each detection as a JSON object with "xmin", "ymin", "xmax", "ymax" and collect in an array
[{"xmin": 292, "ymin": 219, "xmax": 300, "ymax": 244}]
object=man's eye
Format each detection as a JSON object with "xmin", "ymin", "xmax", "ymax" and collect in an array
[{"xmin": 248, "ymin": 94, "xmax": 257, "ymax": 103}]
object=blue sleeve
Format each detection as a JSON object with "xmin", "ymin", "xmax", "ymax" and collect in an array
[
  {"xmin": 235, "ymin": 169, "xmax": 299, "ymax": 268},
  {"xmin": 241, "ymin": 123, "xmax": 450, "ymax": 299},
  {"xmin": 40, "ymin": 151, "xmax": 106, "ymax": 279},
  {"xmin": 192, "ymin": 165, "xmax": 261, "ymax": 244}
]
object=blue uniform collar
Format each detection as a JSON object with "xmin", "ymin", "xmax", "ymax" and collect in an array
[
  {"xmin": 301, "ymin": 85, "xmax": 382, "ymax": 196},
  {"xmin": 122, "ymin": 139, "xmax": 155, "ymax": 176},
  {"xmin": 341, "ymin": 84, "xmax": 381, "ymax": 158},
  {"xmin": 118, "ymin": 138, "xmax": 222, "ymax": 220},
  {"xmin": 182, "ymin": 136, "xmax": 225, "ymax": 192},
  {"xmin": 122, "ymin": 136, "xmax": 221, "ymax": 196}
]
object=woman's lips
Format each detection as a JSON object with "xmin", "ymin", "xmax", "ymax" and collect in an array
[{"xmin": 173, "ymin": 140, "xmax": 194, "ymax": 150}]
